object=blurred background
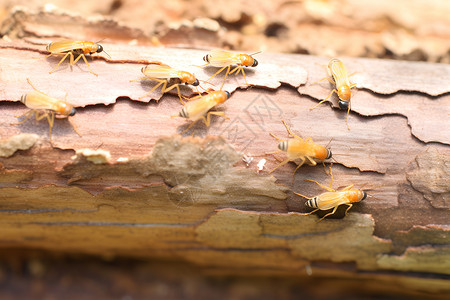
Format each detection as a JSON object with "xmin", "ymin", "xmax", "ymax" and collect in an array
[
  {"xmin": 0, "ymin": 0, "xmax": 449, "ymax": 299},
  {"xmin": 1, "ymin": 0, "xmax": 449, "ymax": 62}
]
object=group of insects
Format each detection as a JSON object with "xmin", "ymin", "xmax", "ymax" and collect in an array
[{"xmin": 12, "ymin": 39, "xmax": 363, "ymax": 222}]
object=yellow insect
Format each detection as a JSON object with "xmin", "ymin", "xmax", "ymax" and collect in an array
[
  {"xmin": 12, "ymin": 78, "xmax": 80, "ymax": 144},
  {"xmin": 267, "ymin": 120, "xmax": 331, "ymax": 176},
  {"xmin": 295, "ymin": 165, "xmax": 367, "ymax": 222},
  {"xmin": 174, "ymin": 90, "xmax": 230, "ymax": 133},
  {"xmin": 311, "ymin": 58, "xmax": 357, "ymax": 130},
  {"xmin": 42, "ymin": 40, "xmax": 106, "ymax": 76},
  {"xmin": 201, "ymin": 49, "xmax": 259, "ymax": 90},
  {"xmin": 131, "ymin": 63, "xmax": 200, "ymax": 103}
]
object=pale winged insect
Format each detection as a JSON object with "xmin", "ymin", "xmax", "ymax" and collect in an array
[
  {"xmin": 267, "ymin": 120, "xmax": 331, "ymax": 177},
  {"xmin": 42, "ymin": 40, "xmax": 108, "ymax": 76},
  {"xmin": 173, "ymin": 90, "xmax": 230, "ymax": 134},
  {"xmin": 131, "ymin": 63, "xmax": 200, "ymax": 103},
  {"xmin": 201, "ymin": 49, "xmax": 260, "ymax": 90},
  {"xmin": 311, "ymin": 58, "xmax": 357, "ymax": 130},
  {"xmin": 12, "ymin": 78, "xmax": 80, "ymax": 144},
  {"xmin": 294, "ymin": 165, "xmax": 367, "ymax": 222}
]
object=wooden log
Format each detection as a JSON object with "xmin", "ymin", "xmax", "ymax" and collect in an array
[{"xmin": 0, "ymin": 29, "xmax": 449, "ymax": 297}]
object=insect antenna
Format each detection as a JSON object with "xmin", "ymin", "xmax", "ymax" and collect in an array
[
  {"xmin": 249, "ymin": 51, "xmax": 262, "ymax": 56},
  {"xmin": 102, "ymin": 49, "xmax": 111, "ymax": 59},
  {"xmin": 198, "ymin": 79, "xmax": 217, "ymax": 90}
]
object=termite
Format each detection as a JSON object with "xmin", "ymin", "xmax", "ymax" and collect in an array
[
  {"xmin": 201, "ymin": 49, "xmax": 259, "ymax": 90},
  {"xmin": 311, "ymin": 58, "xmax": 357, "ymax": 130},
  {"xmin": 12, "ymin": 78, "xmax": 80, "ymax": 144},
  {"xmin": 267, "ymin": 120, "xmax": 331, "ymax": 177},
  {"xmin": 42, "ymin": 40, "xmax": 108, "ymax": 76},
  {"xmin": 294, "ymin": 165, "xmax": 367, "ymax": 222},
  {"xmin": 173, "ymin": 90, "xmax": 230, "ymax": 133},
  {"xmin": 131, "ymin": 63, "xmax": 200, "ymax": 103}
]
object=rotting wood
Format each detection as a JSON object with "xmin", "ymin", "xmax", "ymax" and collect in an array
[{"xmin": 0, "ymin": 43, "xmax": 450, "ymax": 295}]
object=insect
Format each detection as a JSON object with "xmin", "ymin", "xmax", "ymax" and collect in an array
[
  {"xmin": 201, "ymin": 49, "xmax": 259, "ymax": 90},
  {"xmin": 12, "ymin": 78, "xmax": 80, "ymax": 144},
  {"xmin": 294, "ymin": 165, "xmax": 367, "ymax": 222},
  {"xmin": 131, "ymin": 63, "xmax": 200, "ymax": 103},
  {"xmin": 173, "ymin": 90, "xmax": 230, "ymax": 133},
  {"xmin": 42, "ymin": 40, "xmax": 106, "ymax": 76},
  {"xmin": 311, "ymin": 58, "xmax": 357, "ymax": 130},
  {"xmin": 267, "ymin": 120, "xmax": 331, "ymax": 177}
]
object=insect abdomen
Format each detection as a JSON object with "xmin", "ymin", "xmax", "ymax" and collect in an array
[
  {"xmin": 278, "ymin": 140, "xmax": 288, "ymax": 151},
  {"xmin": 20, "ymin": 95, "xmax": 27, "ymax": 104},
  {"xmin": 203, "ymin": 55, "xmax": 210, "ymax": 63},
  {"xmin": 179, "ymin": 107, "xmax": 189, "ymax": 118},
  {"xmin": 306, "ymin": 197, "xmax": 319, "ymax": 208}
]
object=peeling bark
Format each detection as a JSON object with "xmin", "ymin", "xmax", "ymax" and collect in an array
[{"xmin": 0, "ymin": 14, "xmax": 450, "ymax": 296}]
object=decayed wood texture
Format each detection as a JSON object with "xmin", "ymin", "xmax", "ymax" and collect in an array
[{"xmin": 0, "ymin": 39, "xmax": 450, "ymax": 296}]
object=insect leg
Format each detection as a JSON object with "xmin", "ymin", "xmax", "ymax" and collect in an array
[
  {"xmin": 269, "ymin": 132, "xmax": 285, "ymax": 142},
  {"xmin": 219, "ymin": 65, "xmax": 231, "ymax": 91},
  {"xmin": 304, "ymin": 179, "xmax": 335, "ymax": 192},
  {"xmin": 11, "ymin": 110, "xmax": 34, "ymax": 125},
  {"xmin": 192, "ymin": 62, "xmax": 210, "ymax": 68},
  {"xmin": 304, "ymin": 156, "xmax": 317, "ymax": 166},
  {"xmin": 265, "ymin": 149, "xmax": 283, "ymax": 155},
  {"xmin": 316, "ymin": 206, "xmax": 339, "ymax": 222},
  {"xmin": 68, "ymin": 117, "xmax": 82, "ymax": 137},
  {"xmin": 303, "ymin": 208, "xmax": 320, "ymax": 216},
  {"xmin": 269, "ymin": 158, "xmax": 290, "ymax": 174},
  {"xmin": 74, "ymin": 54, "xmax": 98, "ymax": 76},
  {"xmin": 340, "ymin": 184, "xmax": 355, "ymax": 192},
  {"xmin": 282, "ymin": 120, "xmax": 303, "ymax": 140},
  {"xmin": 180, "ymin": 120, "xmax": 198, "ymax": 134},
  {"xmin": 343, "ymin": 204, "xmax": 353, "ymax": 217},
  {"xmin": 345, "ymin": 101, "xmax": 351, "ymax": 130},
  {"xmin": 130, "ymin": 76, "xmax": 151, "ymax": 82},
  {"xmin": 310, "ymin": 89, "xmax": 338, "ymax": 111},
  {"xmin": 163, "ymin": 83, "xmax": 185, "ymax": 104},
  {"xmin": 35, "ymin": 53, "xmax": 54, "ymax": 60},
  {"xmin": 205, "ymin": 66, "xmax": 227, "ymax": 84},
  {"xmin": 49, "ymin": 52, "xmax": 71, "ymax": 74},
  {"xmin": 293, "ymin": 192, "xmax": 311, "ymax": 199},
  {"xmin": 204, "ymin": 111, "xmax": 228, "ymax": 127},
  {"xmin": 25, "ymin": 78, "xmax": 48, "ymax": 96},
  {"xmin": 46, "ymin": 111, "xmax": 55, "ymax": 140},
  {"xmin": 138, "ymin": 78, "xmax": 166, "ymax": 100},
  {"xmin": 292, "ymin": 157, "xmax": 306, "ymax": 178},
  {"xmin": 229, "ymin": 66, "xmax": 248, "ymax": 86},
  {"xmin": 311, "ymin": 76, "xmax": 335, "ymax": 85},
  {"xmin": 182, "ymin": 93, "xmax": 204, "ymax": 102}
]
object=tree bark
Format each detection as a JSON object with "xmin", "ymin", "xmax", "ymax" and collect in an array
[{"xmin": 0, "ymin": 11, "xmax": 449, "ymax": 297}]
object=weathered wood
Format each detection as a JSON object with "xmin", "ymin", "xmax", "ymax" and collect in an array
[{"xmin": 0, "ymin": 40, "xmax": 449, "ymax": 296}]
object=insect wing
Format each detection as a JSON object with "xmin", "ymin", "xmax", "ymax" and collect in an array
[
  {"xmin": 328, "ymin": 59, "xmax": 351, "ymax": 88},
  {"xmin": 142, "ymin": 64, "xmax": 181, "ymax": 79},
  {"xmin": 47, "ymin": 40, "xmax": 86, "ymax": 53},
  {"xmin": 207, "ymin": 49, "xmax": 240, "ymax": 67},
  {"xmin": 184, "ymin": 96, "xmax": 215, "ymax": 121},
  {"xmin": 315, "ymin": 191, "xmax": 349, "ymax": 210},
  {"xmin": 288, "ymin": 138, "xmax": 315, "ymax": 158},
  {"xmin": 23, "ymin": 90, "xmax": 59, "ymax": 111}
]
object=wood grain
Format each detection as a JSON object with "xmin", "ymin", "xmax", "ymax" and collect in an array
[{"xmin": 0, "ymin": 40, "xmax": 449, "ymax": 295}]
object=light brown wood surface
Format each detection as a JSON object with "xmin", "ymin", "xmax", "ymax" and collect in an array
[{"xmin": 0, "ymin": 5, "xmax": 449, "ymax": 298}]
